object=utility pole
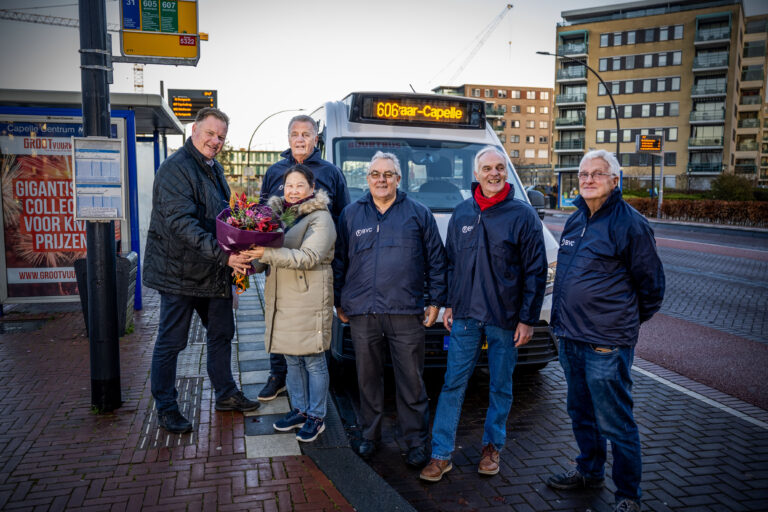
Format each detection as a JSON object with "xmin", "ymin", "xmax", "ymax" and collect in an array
[{"xmin": 79, "ymin": 0, "xmax": 122, "ymax": 412}]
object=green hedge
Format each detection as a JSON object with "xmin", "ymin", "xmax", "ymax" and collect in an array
[{"xmin": 625, "ymin": 198, "xmax": 768, "ymax": 227}]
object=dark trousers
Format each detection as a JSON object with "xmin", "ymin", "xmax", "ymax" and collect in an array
[
  {"xmin": 269, "ymin": 353, "xmax": 287, "ymax": 381},
  {"xmin": 349, "ymin": 313, "xmax": 429, "ymax": 448},
  {"xmin": 151, "ymin": 292, "xmax": 238, "ymax": 413}
]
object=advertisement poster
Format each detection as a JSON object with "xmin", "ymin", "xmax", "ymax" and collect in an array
[{"xmin": 0, "ymin": 117, "xmax": 121, "ymax": 301}]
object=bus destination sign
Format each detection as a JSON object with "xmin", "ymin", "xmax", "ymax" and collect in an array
[
  {"xmin": 636, "ymin": 134, "xmax": 663, "ymax": 153},
  {"xmin": 351, "ymin": 93, "xmax": 485, "ymax": 130},
  {"xmin": 168, "ymin": 89, "xmax": 217, "ymax": 121}
]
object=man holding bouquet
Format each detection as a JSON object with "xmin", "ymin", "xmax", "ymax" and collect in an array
[{"xmin": 144, "ymin": 107, "xmax": 260, "ymax": 434}]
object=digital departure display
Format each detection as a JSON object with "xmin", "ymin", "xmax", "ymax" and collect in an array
[
  {"xmin": 168, "ymin": 89, "xmax": 217, "ymax": 122},
  {"xmin": 349, "ymin": 93, "xmax": 485, "ymax": 130},
  {"xmin": 636, "ymin": 134, "xmax": 663, "ymax": 153}
]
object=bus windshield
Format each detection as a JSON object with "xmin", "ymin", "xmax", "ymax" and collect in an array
[{"xmin": 333, "ymin": 138, "xmax": 525, "ymax": 211}]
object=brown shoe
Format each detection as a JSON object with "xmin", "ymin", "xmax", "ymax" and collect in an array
[
  {"xmin": 419, "ymin": 458, "xmax": 452, "ymax": 482},
  {"xmin": 478, "ymin": 444, "xmax": 500, "ymax": 475}
]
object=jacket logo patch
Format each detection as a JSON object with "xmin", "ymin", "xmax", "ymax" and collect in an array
[
  {"xmin": 461, "ymin": 225, "xmax": 474, "ymax": 234},
  {"xmin": 561, "ymin": 238, "xmax": 575, "ymax": 247},
  {"xmin": 355, "ymin": 227, "xmax": 374, "ymax": 237}
]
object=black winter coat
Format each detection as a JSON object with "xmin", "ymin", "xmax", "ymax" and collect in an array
[
  {"xmin": 551, "ymin": 187, "xmax": 665, "ymax": 346},
  {"xmin": 143, "ymin": 139, "xmax": 232, "ymax": 298}
]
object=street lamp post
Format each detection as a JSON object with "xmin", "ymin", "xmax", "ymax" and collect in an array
[{"xmin": 537, "ymin": 50, "xmax": 621, "ymax": 171}]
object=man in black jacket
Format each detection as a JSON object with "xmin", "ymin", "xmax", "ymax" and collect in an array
[
  {"xmin": 546, "ymin": 150, "xmax": 664, "ymax": 512},
  {"xmin": 144, "ymin": 107, "xmax": 259, "ymax": 434},
  {"xmin": 257, "ymin": 115, "xmax": 349, "ymax": 401},
  {"xmin": 334, "ymin": 151, "xmax": 447, "ymax": 468}
]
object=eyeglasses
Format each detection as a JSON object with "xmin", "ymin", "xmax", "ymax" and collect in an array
[
  {"xmin": 368, "ymin": 171, "xmax": 398, "ymax": 180},
  {"xmin": 577, "ymin": 171, "xmax": 613, "ymax": 181}
]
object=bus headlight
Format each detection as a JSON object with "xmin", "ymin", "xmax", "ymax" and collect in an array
[{"xmin": 546, "ymin": 261, "xmax": 557, "ymax": 295}]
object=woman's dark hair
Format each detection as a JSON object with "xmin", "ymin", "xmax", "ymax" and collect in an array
[{"xmin": 283, "ymin": 164, "xmax": 315, "ymax": 189}]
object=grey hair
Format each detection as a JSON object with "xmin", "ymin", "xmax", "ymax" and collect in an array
[
  {"xmin": 580, "ymin": 150, "xmax": 620, "ymax": 176},
  {"xmin": 369, "ymin": 151, "xmax": 402, "ymax": 176},
  {"xmin": 288, "ymin": 115, "xmax": 318, "ymax": 136},
  {"xmin": 473, "ymin": 146, "xmax": 507, "ymax": 173}
]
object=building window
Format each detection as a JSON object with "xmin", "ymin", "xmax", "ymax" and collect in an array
[
  {"xmin": 498, "ymin": 89, "xmax": 508, "ymax": 98},
  {"xmin": 597, "ymin": 107, "xmax": 607, "ymax": 120},
  {"xmin": 644, "ymin": 54, "xmax": 653, "ymax": 67},
  {"xmin": 526, "ymin": 120, "xmax": 535, "ymax": 128},
  {"xmin": 625, "ymin": 81, "xmax": 634, "ymax": 93},
  {"xmin": 674, "ymin": 25, "xmax": 683, "ymax": 39},
  {"xmin": 669, "ymin": 102, "xmax": 679, "ymax": 116},
  {"xmin": 525, "ymin": 149, "xmax": 535, "ymax": 158},
  {"xmin": 665, "ymin": 152, "xmax": 676, "ymax": 166},
  {"xmin": 627, "ymin": 31, "xmax": 636, "ymax": 44},
  {"xmin": 510, "ymin": 135, "xmax": 520, "ymax": 143},
  {"xmin": 657, "ymin": 78, "xmax": 666, "ymax": 92},
  {"xmin": 540, "ymin": 91, "xmax": 549, "ymax": 100},
  {"xmin": 597, "ymin": 131, "xmax": 605, "ymax": 143},
  {"xmin": 527, "ymin": 91, "xmax": 536, "ymax": 99},
  {"xmin": 485, "ymin": 89, "xmax": 492, "ymax": 98},
  {"xmin": 599, "ymin": 58, "xmax": 608, "ymax": 71},
  {"xmin": 511, "ymin": 120, "xmax": 520, "ymax": 128},
  {"xmin": 672, "ymin": 51, "xmax": 681, "ymax": 65},
  {"xmin": 659, "ymin": 27, "xmax": 668, "ymax": 41},
  {"xmin": 645, "ymin": 28, "xmax": 654, "ymax": 41},
  {"xmin": 624, "ymin": 105, "xmax": 632, "ymax": 118},
  {"xmin": 612, "ymin": 82, "xmax": 620, "ymax": 95},
  {"xmin": 500, "ymin": 105, "xmax": 507, "ymax": 113},
  {"xmin": 671, "ymin": 77, "xmax": 680, "ymax": 90},
  {"xmin": 539, "ymin": 136, "xmax": 548, "ymax": 143},
  {"xmin": 538, "ymin": 149, "xmax": 548, "ymax": 159},
  {"xmin": 668, "ymin": 127, "xmax": 677, "ymax": 141},
  {"xmin": 540, "ymin": 106, "xmax": 549, "ymax": 114},
  {"xmin": 659, "ymin": 53, "xmax": 667, "ymax": 66},
  {"xmin": 526, "ymin": 135, "xmax": 535, "ymax": 143},
  {"xmin": 623, "ymin": 129, "xmax": 632, "ymax": 142},
  {"xmin": 614, "ymin": 32, "xmax": 622, "ymax": 46},
  {"xmin": 511, "ymin": 90, "xmax": 521, "ymax": 99},
  {"xmin": 510, "ymin": 150, "xmax": 519, "ymax": 158},
  {"xmin": 510, "ymin": 105, "xmax": 520, "ymax": 113},
  {"xmin": 613, "ymin": 57, "xmax": 622, "ymax": 70},
  {"xmin": 600, "ymin": 33, "xmax": 609, "ymax": 47},
  {"xmin": 626, "ymin": 55, "xmax": 634, "ymax": 69},
  {"xmin": 472, "ymin": 88, "xmax": 480, "ymax": 97},
  {"xmin": 498, "ymin": 134, "xmax": 506, "ymax": 143},
  {"xmin": 655, "ymin": 103, "xmax": 665, "ymax": 116},
  {"xmin": 643, "ymin": 79, "xmax": 652, "ymax": 92},
  {"xmin": 539, "ymin": 121, "xmax": 548, "ymax": 128},
  {"xmin": 641, "ymin": 104, "xmax": 650, "ymax": 117},
  {"xmin": 527, "ymin": 106, "xmax": 536, "ymax": 113},
  {"xmin": 598, "ymin": 83, "xmax": 606, "ymax": 95}
]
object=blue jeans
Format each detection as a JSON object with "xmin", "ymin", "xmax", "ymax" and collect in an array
[
  {"xmin": 285, "ymin": 353, "xmax": 329, "ymax": 419},
  {"xmin": 151, "ymin": 293, "xmax": 238, "ymax": 413},
  {"xmin": 431, "ymin": 318, "xmax": 518, "ymax": 460},
  {"xmin": 559, "ymin": 338, "xmax": 642, "ymax": 502}
]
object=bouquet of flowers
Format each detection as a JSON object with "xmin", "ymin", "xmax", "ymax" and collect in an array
[{"xmin": 216, "ymin": 193, "xmax": 284, "ymax": 294}]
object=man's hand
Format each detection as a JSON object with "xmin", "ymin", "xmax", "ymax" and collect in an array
[
  {"xmin": 423, "ymin": 305, "xmax": 439, "ymax": 327},
  {"xmin": 227, "ymin": 253, "xmax": 252, "ymax": 274},
  {"xmin": 442, "ymin": 307, "xmax": 454, "ymax": 333},
  {"xmin": 514, "ymin": 322, "xmax": 534, "ymax": 348},
  {"xmin": 336, "ymin": 306, "xmax": 349, "ymax": 323}
]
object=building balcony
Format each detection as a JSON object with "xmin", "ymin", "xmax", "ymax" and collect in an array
[
  {"xmin": 556, "ymin": 67, "xmax": 587, "ymax": 82},
  {"xmin": 738, "ymin": 118, "xmax": 760, "ymax": 129},
  {"xmin": 555, "ymin": 116, "xmax": 585, "ymax": 129},
  {"xmin": 688, "ymin": 137, "xmax": 724, "ymax": 148},
  {"xmin": 689, "ymin": 110, "xmax": 725, "ymax": 123},
  {"xmin": 687, "ymin": 162, "xmax": 724, "ymax": 174},
  {"xmin": 692, "ymin": 54, "xmax": 729, "ymax": 71},
  {"xmin": 694, "ymin": 27, "xmax": 730, "ymax": 45},
  {"xmin": 741, "ymin": 70, "xmax": 765, "ymax": 84},
  {"xmin": 691, "ymin": 83, "xmax": 727, "ymax": 97},
  {"xmin": 554, "ymin": 139, "xmax": 585, "ymax": 151},
  {"xmin": 493, "ymin": 124, "xmax": 505, "ymax": 133},
  {"xmin": 739, "ymin": 95, "xmax": 762, "ymax": 106},
  {"xmin": 557, "ymin": 42, "xmax": 587, "ymax": 56},
  {"xmin": 736, "ymin": 141, "xmax": 758, "ymax": 151},
  {"xmin": 735, "ymin": 163, "xmax": 757, "ymax": 174},
  {"xmin": 554, "ymin": 163, "xmax": 580, "ymax": 170},
  {"xmin": 485, "ymin": 106, "xmax": 506, "ymax": 118},
  {"xmin": 555, "ymin": 93, "xmax": 586, "ymax": 105}
]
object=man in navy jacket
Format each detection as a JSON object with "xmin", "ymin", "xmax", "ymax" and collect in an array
[
  {"xmin": 257, "ymin": 115, "xmax": 350, "ymax": 401},
  {"xmin": 420, "ymin": 146, "xmax": 547, "ymax": 482},
  {"xmin": 334, "ymin": 151, "xmax": 447, "ymax": 468},
  {"xmin": 546, "ymin": 150, "xmax": 664, "ymax": 512}
]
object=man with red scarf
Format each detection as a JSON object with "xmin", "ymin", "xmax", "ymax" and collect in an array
[{"xmin": 420, "ymin": 146, "xmax": 548, "ymax": 482}]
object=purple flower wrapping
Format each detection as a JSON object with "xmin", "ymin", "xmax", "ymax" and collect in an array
[{"xmin": 216, "ymin": 208, "xmax": 284, "ymax": 275}]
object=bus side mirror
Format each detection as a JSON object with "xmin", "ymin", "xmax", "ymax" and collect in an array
[{"xmin": 527, "ymin": 189, "xmax": 547, "ymax": 220}]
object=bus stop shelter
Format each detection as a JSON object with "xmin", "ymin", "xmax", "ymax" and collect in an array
[{"xmin": 0, "ymin": 89, "xmax": 184, "ymax": 311}]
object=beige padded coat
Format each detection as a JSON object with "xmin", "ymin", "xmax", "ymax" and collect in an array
[{"xmin": 252, "ymin": 190, "xmax": 336, "ymax": 356}]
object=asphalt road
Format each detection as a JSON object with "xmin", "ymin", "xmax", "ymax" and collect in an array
[{"xmin": 545, "ymin": 214, "xmax": 768, "ymax": 410}]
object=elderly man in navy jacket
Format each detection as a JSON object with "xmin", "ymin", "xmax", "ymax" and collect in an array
[
  {"xmin": 420, "ymin": 146, "xmax": 547, "ymax": 482},
  {"xmin": 546, "ymin": 150, "xmax": 664, "ymax": 512},
  {"xmin": 334, "ymin": 151, "xmax": 447, "ymax": 468},
  {"xmin": 257, "ymin": 115, "xmax": 350, "ymax": 402}
]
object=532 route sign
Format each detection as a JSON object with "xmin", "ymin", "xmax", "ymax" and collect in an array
[{"xmin": 119, "ymin": 0, "xmax": 200, "ymax": 65}]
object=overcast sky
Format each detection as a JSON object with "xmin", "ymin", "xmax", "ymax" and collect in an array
[{"xmin": 1, "ymin": 0, "xmax": 765, "ymax": 149}]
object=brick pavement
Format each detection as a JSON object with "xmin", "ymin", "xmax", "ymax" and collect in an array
[{"xmin": 0, "ymin": 289, "xmax": 353, "ymax": 511}]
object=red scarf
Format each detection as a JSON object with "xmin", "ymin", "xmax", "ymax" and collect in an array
[{"xmin": 474, "ymin": 183, "xmax": 511, "ymax": 211}]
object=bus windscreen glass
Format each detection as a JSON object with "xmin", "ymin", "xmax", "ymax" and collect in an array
[
  {"xmin": 334, "ymin": 138, "xmax": 525, "ymax": 211},
  {"xmin": 352, "ymin": 95, "xmax": 485, "ymax": 129}
]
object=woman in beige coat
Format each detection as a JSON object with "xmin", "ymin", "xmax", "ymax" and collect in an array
[{"xmin": 244, "ymin": 165, "xmax": 336, "ymax": 442}]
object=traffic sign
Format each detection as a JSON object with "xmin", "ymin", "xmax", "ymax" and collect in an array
[
  {"xmin": 118, "ymin": 0, "xmax": 200, "ymax": 66},
  {"xmin": 168, "ymin": 89, "xmax": 217, "ymax": 121}
]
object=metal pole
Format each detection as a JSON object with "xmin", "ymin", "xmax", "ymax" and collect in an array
[
  {"xmin": 657, "ymin": 152, "xmax": 664, "ymax": 219},
  {"xmin": 79, "ymin": 0, "xmax": 121, "ymax": 412},
  {"xmin": 651, "ymin": 156, "xmax": 655, "ymax": 199}
]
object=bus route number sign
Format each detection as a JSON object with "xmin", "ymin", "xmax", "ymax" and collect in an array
[{"xmin": 636, "ymin": 134, "xmax": 663, "ymax": 153}]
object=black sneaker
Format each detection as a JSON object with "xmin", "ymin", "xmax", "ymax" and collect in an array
[
  {"xmin": 273, "ymin": 408, "xmax": 306, "ymax": 431},
  {"xmin": 158, "ymin": 409, "xmax": 193, "ymax": 434},
  {"xmin": 257, "ymin": 376, "xmax": 286, "ymax": 401},
  {"xmin": 296, "ymin": 416, "xmax": 325, "ymax": 442},
  {"xmin": 547, "ymin": 469, "xmax": 605, "ymax": 490},
  {"xmin": 215, "ymin": 391, "xmax": 260, "ymax": 412}
]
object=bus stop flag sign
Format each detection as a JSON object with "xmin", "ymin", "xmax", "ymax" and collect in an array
[{"xmin": 119, "ymin": 0, "xmax": 200, "ymax": 65}]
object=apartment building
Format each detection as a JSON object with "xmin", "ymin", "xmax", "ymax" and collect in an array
[
  {"xmin": 432, "ymin": 84, "xmax": 555, "ymax": 185},
  {"xmin": 552, "ymin": 0, "xmax": 767, "ymax": 201},
  {"xmin": 219, "ymin": 149, "xmax": 282, "ymax": 193}
]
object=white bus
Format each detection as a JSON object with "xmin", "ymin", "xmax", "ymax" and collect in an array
[{"xmin": 315, "ymin": 92, "xmax": 559, "ymax": 371}]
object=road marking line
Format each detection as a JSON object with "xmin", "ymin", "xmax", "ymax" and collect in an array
[
  {"xmin": 632, "ymin": 365, "xmax": 768, "ymax": 430},
  {"xmin": 657, "ymin": 237, "xmax": 768, "ymax": 255}
]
